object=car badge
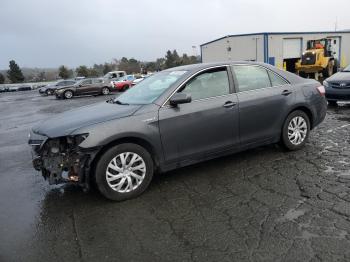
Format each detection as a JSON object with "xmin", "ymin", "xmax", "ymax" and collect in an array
[{"xmin": 340, "ymin": 83, "xmax": 346, "ymax": 87}]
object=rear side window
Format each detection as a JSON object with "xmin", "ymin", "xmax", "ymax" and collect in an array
[
  {"xmin": 232, "ymin": 65, "xmax": 271, "ymax": 92},
  {"xmin": 93, "ymin": 79, "xmax": 103, "ymax": 84},
  {"xmin": 268, "ymin": 71, "xmax": 288, "ymax": 86},
  {"xmin": 180, "ymin": 68, "xmax": 230, "ymax": 100},
  {"xmin": 81, "ymin": 80, "xmax": 92, "ymax": 85}
]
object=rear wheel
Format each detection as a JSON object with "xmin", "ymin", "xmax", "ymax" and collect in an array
[
  {"xmin": 281, "ymin": 110, "xmax": 310, "ymax": 151},
  {"xmin": 102, "ymin": 87, "xmax": 110, "ymax": 95},
  {"xmin": 64, "ymin": 90, "xmax": 73, "ymax": 99},
  {"xmin": 95, "ymin": 143, "xmax": 154, "ymax": 201},
  {"xmin": 123, "ymin": 85, "xmax": 129, "ymax": 91}
]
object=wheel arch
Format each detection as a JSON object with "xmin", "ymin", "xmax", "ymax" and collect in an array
[
  {"xmin": 90, "ymin": 136, "xmax": 160, "ymax": 181},
  {"xmin": 64, "ymin": 89, "xmax": 75, "ymax": 95},
  {"xmin": 285, "ymin": 105, "xmax": 314, "ymax": 129}
]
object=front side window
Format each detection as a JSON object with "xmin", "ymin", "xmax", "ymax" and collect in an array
[
  {"xmin": 180, "ymin": 68, "xmax": 230, "ymax": 100},
  {"xmin": 232, "ymin": 65, "xmax": 271, "ymax": 92},
  {"xmin": 80, "ymin": 80, "xmax": 92, "ymax": 86}
]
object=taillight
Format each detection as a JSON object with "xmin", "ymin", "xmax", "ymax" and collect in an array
[{"xmin": 316, "ymin": 86, "xmax": 325, "ymax": 96}]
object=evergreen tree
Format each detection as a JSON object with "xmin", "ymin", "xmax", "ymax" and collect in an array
[
  {"xmin": 58, "ymin": 65, "xmax": 72, "ymax": 79},
  {"xmin": 0, "ymin": 73, "xmax": 5, "ymax": 84},
  {"xmin": 7, "ymin": 60, "xmax": 25, "ymax": 83},
  {"xmin": 76, "ymin": 65, "xmax": 90, "ymax": 77}
]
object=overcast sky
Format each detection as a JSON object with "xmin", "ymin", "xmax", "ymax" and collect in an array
[{"xmin": 1, "ymin": 0, "xmax": 349, "ymax": 69}]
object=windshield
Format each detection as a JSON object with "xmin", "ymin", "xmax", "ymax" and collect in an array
[
  {"xmin": 343, "ymin": 65, "xmax": 350, "ymax": 72},
  {"xmin": 115, "ymin": 70, "xmax": 187, "ymax": 105}
]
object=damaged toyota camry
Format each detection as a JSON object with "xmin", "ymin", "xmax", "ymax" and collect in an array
[{"xmin": 29, "ymin": 62, "xmax": 327, "ymax": 201}]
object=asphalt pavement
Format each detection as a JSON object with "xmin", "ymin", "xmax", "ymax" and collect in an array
[{"xmin": 1, "ymin": 90, "xmax": 350, "ymax": 262}]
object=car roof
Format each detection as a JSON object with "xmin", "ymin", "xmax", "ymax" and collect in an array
[
  {"xmin": 163, "ymin": 61, "xmax": 272, "ymax": 72},
  {"xmin": 163, "ymin": 61, "xmax": 307, "ymax": 84}
]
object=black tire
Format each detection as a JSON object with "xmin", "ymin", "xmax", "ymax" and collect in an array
[
  {"xmin": 95, "ymin": 143, "xmax": 154, "ymax": 201},
  {"xmin": 123, "ymin": 85, "xmax": 129, "ymax": 91},
  {"xmin": 101, "ymin": 87, "xmax": 110, "ymax": 95},
  {"xmin": 322, "ymin": 61, "xmax": 334, "ymax": 78},
  {"xmin": 328, "ymin": 100, "xmax": 337, "ymax": 106},
  {"xmin": 281, "ymin": 110, "xmax": 310, "ymax": 151},
  {"xmin": 333, "ymin": 64, "xmax": 338, "ymax": 74},
  {"xmin": 45, "ymin": 89, "xmax": 51, "ymax": 96},
  {"xmin": 64, "ymin": 90, "xmax": 73, "ymax": 99}
]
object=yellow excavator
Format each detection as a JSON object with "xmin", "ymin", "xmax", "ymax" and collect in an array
[{"xmin": 296, "ymin": 38, "xmax": 336, "ymax": 79}]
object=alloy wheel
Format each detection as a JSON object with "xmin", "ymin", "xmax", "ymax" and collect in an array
[
  {"xmin": 287, "ymin": 116, "xmax": 307, "ymax": 145},
  {"xmin": 65, "ymin": 91, "xmax": 73, "ymax": 99},
  {"xmin": 106, "ymin": 152, "xmax": 146, "ymax": 193}
]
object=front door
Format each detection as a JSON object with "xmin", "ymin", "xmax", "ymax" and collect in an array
[{"xmin": 158, "ymin": 67, "xmax": 239, "ymax": 165}]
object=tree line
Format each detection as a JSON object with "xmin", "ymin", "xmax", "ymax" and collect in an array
[{"xmin": 0, "ymin": 50, "xmax": 199, "ymax": 84}]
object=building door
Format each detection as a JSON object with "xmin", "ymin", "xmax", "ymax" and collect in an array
[
  {"xmin": 283, "ymin": 38, "xmax": 302, "ymax": 73},
  {"xmin": 327, "ymin": 36, "xmax": 341, "ymax": 68}
]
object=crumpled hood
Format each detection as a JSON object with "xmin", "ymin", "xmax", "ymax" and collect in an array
[
  {"xmin": 32, "ymin": 101, "xmax": 142, "ymax": 137},
  {"xmin": 327, "ymin": 72, "xmax": 350, "ymax": 82}
]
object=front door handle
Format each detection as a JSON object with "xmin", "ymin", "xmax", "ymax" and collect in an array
[
  {"xmin": 281, "ymin": 90, "xmax": 293, "ymax": 96},
  {"xmin": 223, "ymin": 101, "xmax": 237, "ymax": 108}
]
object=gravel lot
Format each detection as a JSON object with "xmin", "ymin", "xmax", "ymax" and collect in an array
[{"xmin": 1, "ymin": 90, "xmax": 350, "ymax": 262}]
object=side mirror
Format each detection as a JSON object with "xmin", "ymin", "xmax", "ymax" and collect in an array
[{"xmin": 169, "ymin": 93, "xmax": 191, "ymax": 106}]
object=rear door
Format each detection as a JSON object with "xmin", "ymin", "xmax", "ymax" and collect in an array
[
  {"xmin": 232, "ymin": 65, "xmax": 294, "ymax": 146},
  {"xmin": 158, "ymin": 66, "xmax": 239, "ymax": 165},
  {"xmin": 92, "ymin": 79, "xmax": 104, "ymax": 93},
  {"xmin": 76, "ymin": 79, "xmax": 93, "ymax": 95}
]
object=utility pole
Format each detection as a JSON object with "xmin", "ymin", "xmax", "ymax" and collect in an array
[{"xmin": 335, "ymin": 16, "xmax": 338, "ymax": 31}]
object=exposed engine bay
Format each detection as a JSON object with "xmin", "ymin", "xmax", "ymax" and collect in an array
[{"xmin": 29, "ymin": 133, "xmax": 96, "ymax": 189}]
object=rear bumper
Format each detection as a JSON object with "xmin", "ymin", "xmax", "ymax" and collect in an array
[
  {"xmin": 312, "ymin": 98, "xmax": 327, "ymax": 128},
  {"xmin": 325, "ymin": 88, "xmax": 350, "ymax": 101}
]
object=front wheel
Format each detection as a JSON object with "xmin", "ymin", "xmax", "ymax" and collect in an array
[
  {"xmin": 95, "ymin": 143, "xmax": 154, "ymax": 201},
  {"xmin": 64, "ymin": 90, "xmax": 73, "ymax": 99},
  {"xmin": 281, "ymin": 110, "xmax": 310, "ymax": 151}
]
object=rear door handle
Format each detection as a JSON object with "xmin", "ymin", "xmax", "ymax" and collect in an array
[
  {"xmin": 281, "ymin": 90, "xmax": 293, "ymax": 96},
  {"xmin": 223, "ymin": 101, "xmax": 237, "ymax": 108}
]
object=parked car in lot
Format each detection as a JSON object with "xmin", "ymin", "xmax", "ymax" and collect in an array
[
  {"xmin": 112, "ymin": 75, "xmax": 136, "ymax": 91},
  {"xmin": 29, "ymin": 62, "xmax": 327, "ymax": 201},
  {"xmin": 0, "ymin": 86, "xmax": 9, "ymax": 93},
  {"xmin": 39, "ymin": 80, "xmax": 76, "ymax": 95},
  {"xmin": 323, "ymin": 64, "xmax": 350, "ymax": 106},
  {"xmin": 55, "ymin": 78, "xmax": 112, "ymax": 99}
]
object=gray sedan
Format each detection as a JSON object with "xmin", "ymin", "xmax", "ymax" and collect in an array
[{"xmin": 28, "ymin": 62, "xmax": 327, "ymax": 201}]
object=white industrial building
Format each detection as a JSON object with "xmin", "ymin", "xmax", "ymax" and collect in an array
[{"xmin": 200, "ymin": 31, "xmax": 350, "ymax": 72}]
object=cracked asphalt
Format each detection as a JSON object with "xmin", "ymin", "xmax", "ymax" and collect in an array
[{"xmin": 1, "ymin": 90, "xmax": 350, "ymax": 262}]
